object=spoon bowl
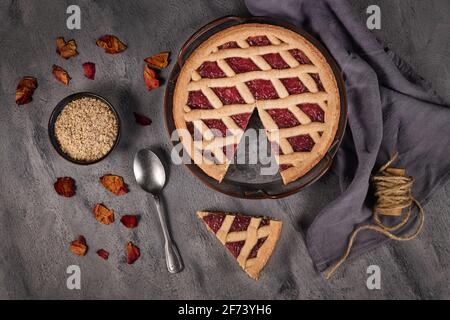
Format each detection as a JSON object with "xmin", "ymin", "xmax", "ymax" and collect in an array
[{"xmin": 134, "ymin": 149, "xmax": 166, "ymax": 194}]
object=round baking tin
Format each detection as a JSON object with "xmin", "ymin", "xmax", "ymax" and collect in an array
[
  {"xmin": 48, "ymin": 92, "xmax": 121, "ymax": 165},
  {"xmin": 164, "ymin": 16, "xmax": 348, "ymax": 199}
]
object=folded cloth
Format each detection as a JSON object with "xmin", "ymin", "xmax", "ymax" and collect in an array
[{"xmin": 245, "ymin": 0, "xmax": 450, "ymax": 272}]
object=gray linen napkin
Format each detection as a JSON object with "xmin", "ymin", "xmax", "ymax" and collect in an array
[{"xmin": 245, "ymin": 0, "xmax": 450, "ymax": 272}]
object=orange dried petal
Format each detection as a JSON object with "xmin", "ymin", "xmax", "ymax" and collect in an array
[
  {"xmin": 52, "ymin": 65, "xmax": 71, "ymax": 85},
  {"xmin": 144, "ymin": 51, "xmax": 170, "ymax": 69},
  {"xmin": 120, "ymin": 215, "xmax": 138, "ymax": 228},
  {"xmin": 56, "ymin": 37, "xmax": 78, "ymax": 59},
  {"xmin": 54, "ymin": 177, "xmax": 76, "ymax": 197},
  {"xmin": 100, "ymin": 175, "xmax": 128, "ymax": 196},
  {"xmin": 126, "ymin": 242, "xmax": 140, "ymax": 264},
  {"xmin": 144, "ymin": 65, "xmax": 159, "ymax": 90},
  {"xmin": 15, "ymin": 76, "xmax": 38, "ymax": 105},
  {"xmin": 70, "ymin": 235, "xmax": 87, "ymax": 256},
  {"xmin": 96, "ymin": 35, "xmax": 127, "ymax": 54},
  {"xmin": 93, "ymin": 203, "xmax": 115, "ymax": 225}
]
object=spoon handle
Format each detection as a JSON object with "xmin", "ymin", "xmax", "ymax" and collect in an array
[{"xmin": 153, "ymin": 194, "xmax": 184, "ymax": 273}]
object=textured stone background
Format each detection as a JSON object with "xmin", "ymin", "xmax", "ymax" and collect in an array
[{"xmin": 0, "ymin": 0, "xmax": 449, "ymax": 299}]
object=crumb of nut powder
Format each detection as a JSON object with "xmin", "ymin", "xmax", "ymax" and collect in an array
[{"xmin": 54, "ymin": 97, "xmax": 118, "ymax": 162}]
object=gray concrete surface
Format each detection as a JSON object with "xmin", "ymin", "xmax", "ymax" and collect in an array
[{"xmin": 0, "ymin": 0, "xmax": 449, "ymax": 299}]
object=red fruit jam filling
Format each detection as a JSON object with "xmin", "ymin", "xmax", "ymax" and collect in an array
[
  {"xmin": 280, "ymin": 164, "xmax": 293, "ymax": 171},
  {"xmin": 186, "ymin": 122, "xmax": 202, "ymax": 141},
  {"xmin": 246, "ymin": 79, "xmax": 279, "ymax": 100},
  {"xmin": 197, "ymin": 61, "xmax": 226, "ymax": 78},
  {"xmin": 229, "ymin": 215, "xmax": 251, "ymax": 232},
  {"xmin": 289, "ymin": 49, "xmax": 312, "ymax": 64},
  {"xmin": 262, "ymin": 53, "xmax": 289, "ymax": 69},
  {"xmin": 280, "ymin": 77, "xmax": 308, "ymax": 95},
  {"xmin": 266, "ymin": 109, "xmax": 300, "ymax": 128},
  {"xmin": 249, "ymin": 237, "xmax": 268, "ymax": 259},
  {"xmin": 203, "ymin": 213, "xmax": 225, "ymax": 233},
  {"xmin": 231, "ymin": 113, "xmax": 252, "ymax": 129},
  {"xmin": 212, "ymin": 87, "xmax": 245, "ymax": 105},
  {"xmin": 298, "ymin": 103, "xmax": 324, "ymax": 122},
  {"xmin": 218, "ymin": 41, "xmax": 240, "ymax": 49},
  {"xmin": 226, "ymin": 241, "xmax": 245, "ymax": 258},
  {"xmin": 187, "ymin": 90, "xmax": 213, "ymax": 109},
  {"xmin": 246, "ymin": 35, "xmax": 271, "ymax": 46},
  {"xmin": 225, "ymin": 57, "xmax": 261, "ymax": 74},
  {"xmin": 287, "ymin": 134, "xmax": 315, "ymax": 152},
  {"xmin": 309, "ymin": 73, "xmax": 325, "ymax": 91},
  {"xmin": 203, "ymin": 119, "xmax": 230, "ymax": 137},
  {"xmin": 223, "ymin": 144, "xmax": 237, "ymax": 160}
]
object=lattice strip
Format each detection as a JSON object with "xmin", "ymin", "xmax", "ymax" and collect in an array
[
  {"xmin": 217, "ymin": 59, "xmax": 236, "ymax": 77},
  {"xmin": 188, "ymin": 65, "xmax": 319, "ymax": 90},
  {"xmin": 208, "ymin": 43, "xmax": 295, "ymax": 61},
  {"xmin": 237, "ymin": 218, "xmax": 261, "ymax": 267},
  {"xmin": 250, "ymin": 55, "xmax": 271, "ymax": 70}
]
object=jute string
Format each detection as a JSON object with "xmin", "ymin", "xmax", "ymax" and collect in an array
[{"xmin": 325, "ymin": 152, "xmax": 425, "ymax": 279}]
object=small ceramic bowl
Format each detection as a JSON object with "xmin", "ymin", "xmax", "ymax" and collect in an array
[{"xmin": 48, "ymin": 92, "xmax": 121, "ymax": 165}]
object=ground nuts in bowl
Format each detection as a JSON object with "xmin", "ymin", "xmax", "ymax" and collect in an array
[{"xmin": 49, "ymin": 93, "xmax": 120, "ymax": 164}]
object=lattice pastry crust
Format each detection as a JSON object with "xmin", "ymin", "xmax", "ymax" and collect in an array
[
  {"xmin": 174, "ymin": 24, "xmax": 340, "ymax": 184},
  {"xmin": 197, "ymin": 211, "xmax": 282, "ymax": 279}
]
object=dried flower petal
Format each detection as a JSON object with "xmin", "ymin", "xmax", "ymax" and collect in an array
[
  {"xmin": 100, "ymin": 175, "xmax": 128, "ymax": 196},
  {"xmin": 56, "ymin": 37, "xmax": 78, "ymax": 59},
  {"xmin": 96, "ymin": 35, "xmax": 127, "ymax": 54},
  {"xmin": 82, "ymin": 62, "xmax": 95, "ymax": 80},
  {"xmin": 120, "ymin": 215, "xmax": 138, "ymax": 228},
  {"xmin": 96, "ymin": 249, "xmax": 109, "ymax": 260},
  {"xmin": 127, "ymin": 241, "xmax": 140, "ymax": 264},
  {"xmin": 93, "ymin": 203, "xmax": 115, "ymax": 225},
  {"xmin": 144, "ymin": 65, "xmax": 159, "ymax": 90},
  {"xmin": 133, "ymin": 112, "xmax": 152, "ymax": 126},
  {"xmin": 70, "ymin": 235, "xmax": 87, "ymax": 256},
  {"xmin": 15, "ymin": 76, "xmax": 38, "ymax": 105},
  {"xmin": 54, "ymin": 177, "xmax": 76, "ymax": 197},
  {"xmin": 52, "ymin": 65, "xmax": 71, "ymax": 85},
  {"xmin": 144, "ymin": 51, "xmax": 170, "ymax": 69}
]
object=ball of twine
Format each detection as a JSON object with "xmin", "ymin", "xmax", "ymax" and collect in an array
[{"xmin": 325, "ymin": 152, "xmax": 425, "ymax": 279}]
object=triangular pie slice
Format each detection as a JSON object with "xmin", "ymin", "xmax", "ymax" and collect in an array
[{"xmin": 197, "ymin": 211, "xmax": 282, "ymax": 279}]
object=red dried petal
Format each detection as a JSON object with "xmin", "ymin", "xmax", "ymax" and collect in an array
[
  {"xmin": 70, "ymin": 235, "xmax": 87, "ymax": 256},
  {"xmin": 52, "ymin": 65, "xmax": 71, "ymax": 85},
  {"xmin": 56, "ymin": 37, "xmax": 78, "ymax": 59},
  {"xmin": 96, "ymin": 35, "xmax": 127, "ymax": 54},
  {"xmin": 144, "ymin": 65, "xmax": 160, "ymax": 90},
  {"xmin": 96, "ymin": 249, "xmax": 109, "ymax": 260},
  {"xmin": 93, "ymin": 203, "xmax": 115, "ymax": 225},
  {"xmin": 82, "ymin": 62, "xmax": 95, "ymax": 80},
  {"xmin": 100, "ymin": 175, "xmax": 128, "ymax": 196},
  {"xmin": 120, "ymin": 215, "xmax": 138, "ymax": 228},
  {"xmin": 15, "ymin": 76, "xmax": 38, "ymax": 105},
  {"xmin": 126, "ymin": 242, "xmax": 140, "ymax": 264},
  {"xmin": 54, "ymin": 177, "xmax": 76, "ymax": 197},
  {"xmin": 144, "ymin": 51, "xmax": 170, "ymax": 69},
  {"xmin": 133, "ymin": 112, "xmax": 152, "ymax": 126}
]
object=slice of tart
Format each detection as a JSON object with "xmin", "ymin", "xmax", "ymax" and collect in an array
[{"xmin": 197, "ymin": 211, "xmax": 282, "ymax": 279}]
